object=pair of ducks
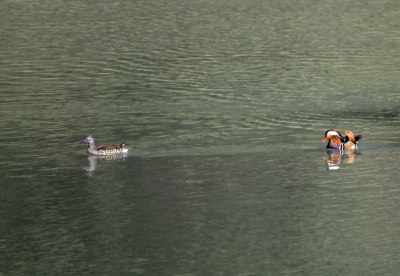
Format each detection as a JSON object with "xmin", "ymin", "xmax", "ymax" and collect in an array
[{"xmin": 80, "ymin": 129, "xmax": 362, "ymax": 156}]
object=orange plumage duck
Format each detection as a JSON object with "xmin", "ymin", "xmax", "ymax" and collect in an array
[{"xmin": 323, "ymin": 130, "xmax": 362, "ymax": 151}]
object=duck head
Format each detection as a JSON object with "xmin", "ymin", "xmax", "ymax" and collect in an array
[
  {"xmin": 323, "ymin": 130, "xmax": 347, "ymax": 149},
  {"xmin": 323, "ymin": 130, "xmax": 345, "ymax": 141},
  {"xmin": 80, "ymin": 135, "xmax": 97, "ymax": 151},
  {"xmin": 80, "ymin": 135, "xmax": 95, "ymax": 144}
]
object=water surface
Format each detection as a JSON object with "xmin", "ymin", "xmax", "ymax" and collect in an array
[{"xmin": 1, "ymin": 0, "xmax": 400, "ymax": 275}]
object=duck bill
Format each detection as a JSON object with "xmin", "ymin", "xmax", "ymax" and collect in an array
[{"xmin": 322, "ymin": 137, "xmax": 329, "ymax": 142}]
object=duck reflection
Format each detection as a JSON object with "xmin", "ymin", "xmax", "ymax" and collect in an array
[
  {"xmin": 323, "ymin": 149, "xmax": 360, "ymax": 170},
  {"xmin": 83, "ymin": 154, "xmax": 127, "ymax": 175}
]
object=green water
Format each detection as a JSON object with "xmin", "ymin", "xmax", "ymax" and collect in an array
[{"xmin": 1, "ymin": 0, "xmax": 400, "ymax": 275}]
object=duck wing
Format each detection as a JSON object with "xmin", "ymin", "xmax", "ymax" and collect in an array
[{"xmin": 97, "ymin": 144, "xmax": 124, "ymax": 150}]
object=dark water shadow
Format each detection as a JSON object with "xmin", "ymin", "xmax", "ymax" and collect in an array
[{"xmin": 333, "ymin": 108, "xmax": 400, "ymax": 122}]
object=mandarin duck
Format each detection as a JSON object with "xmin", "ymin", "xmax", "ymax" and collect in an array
[
  {"xmin": 323, "ymin": 130, "xmax": 362, "ymax": 151},
  {"xmin": 80, "ymin": 135, "xmax": 130, "ymax": 155}
]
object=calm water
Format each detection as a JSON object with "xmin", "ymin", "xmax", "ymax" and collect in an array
[{"xmin": 1, "ymin": 0, "xmax": 400, "ymax": 275}]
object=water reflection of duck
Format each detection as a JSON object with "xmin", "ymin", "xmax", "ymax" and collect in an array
[
  {"xmin": 323, "ymin": 130, "xmax": 362, "ymax": 151},
  {"xmin": 323, "ymin": 150, "xmax": 359, "ymax": 170},
  {"xmin": 79, "ymin": 135, "xmax": 130, "ymax": 155},
  {"xmin": 84, "ymin": 154, "xmax": 127, "ymax": 175}
]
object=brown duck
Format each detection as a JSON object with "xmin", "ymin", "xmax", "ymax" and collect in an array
[
  {"xmin": 323, "ymin": 130, "xmax": 362, "ymax": 151},
  {"xmin": 80, "ymin": 135, "xmax": 130, "ymax": 155}
]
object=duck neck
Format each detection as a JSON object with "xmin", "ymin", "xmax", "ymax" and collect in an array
[
  {"xmin": 87, "ymin": 138, "xmax": 98, "ymax": 152},
  {"xmin": 327, "ymin": 136, "xmax": 343, "ymax": 149}
]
